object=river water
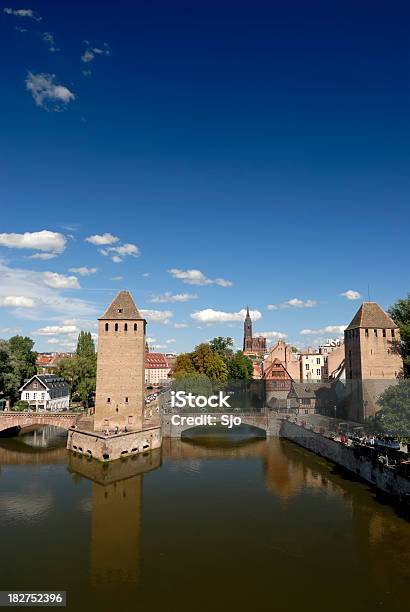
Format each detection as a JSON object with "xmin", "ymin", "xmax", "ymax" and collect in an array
[{"xmin": 0, "ymin": 428, "xmax": 409, "ymax": 612}]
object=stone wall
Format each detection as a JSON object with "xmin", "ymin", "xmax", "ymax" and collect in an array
[
  {"xmin": 0, "ymin": 412, "xmax": 81, "ymax": 433},
  {"xmin": 280, "ymin": 420, "xmax": 410, "ymax": 500},
  {"xmin": 67, "ymin": 426, "xmax": 161, "ymax": 462}
]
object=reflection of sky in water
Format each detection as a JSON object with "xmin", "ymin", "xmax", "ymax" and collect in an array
[{"xmin": 0, "ymin": 490, "xmax": 53, "ymax": 523}]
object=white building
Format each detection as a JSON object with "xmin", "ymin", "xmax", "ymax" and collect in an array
[
  {"xmin": 300, "ymin": 353, "xmax": 328, "ymax": 382},
  {"xmin": 145, "ymin": 353, "xmax": 170, "ymax": 386},
  {"xmin": 19, "ymin": 375, "xmax": 70, "ymax": 411}
]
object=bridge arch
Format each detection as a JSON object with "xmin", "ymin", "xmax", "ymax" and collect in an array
[
  {"xmin": 0, "ymin": 413, "xmax": 82, "ymax": 436},
  {"xmin": 180, "ymin": 422, "xmax": 267, "ymax": 440}
]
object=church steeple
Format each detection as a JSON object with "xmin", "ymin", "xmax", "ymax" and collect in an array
[{"xmin": 243, "ymin": 306, "xmax": 253, "ymax": 351}]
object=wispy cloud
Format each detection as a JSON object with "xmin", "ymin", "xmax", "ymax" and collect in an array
[
  {"xmin": 42, "ymin": 272, "xmax": 80, "ymax": 289},
  {"xmin": 26, "ymin": 72, "xmax": 75, "ymax": 111},
  {"xmin": 69, "ymin": 267, "xmax": 97, "ymax": 277},
  {"xmin": 33, "ymin": 324, "xmax": 78, "ymax": 336},
  {"xmin": 191, "ymin": 308, "xmax": 261, "ymax": 325},
  {"xmin": 340, "ymin": 290, "xmax": 361, "ymax": 300},
  {"xmin": 268, "ymin": 298, "xmax": 317, "ymax": 310},
  {"xmin": 168, "ymin": 268, "xmax": 232, "ymax": 287},
  {"xmin": 0, "ymin": 296, "xmax": 35, "ymax": 308},
  {"xmin": 81, "ymin": 42, "xmax": 110, "ymax": 63},
  {"xmin": 139, "ymin": 309, "xmax": 173, "ymax": 324},
  {"xmin": 43, "ymin": 32, "xmax": 59, "ymax": 52},
  {"xmin": 174, "ymin": 322, "xmax": 188, "ymax": 328},
  {"xmin": 85, "ymin": 233, "xmax": 119, "ymax": 246},
  {"xmin": 3, "ymin": 8, "xmax": 42, "ymax": 21},
  {"xmin": 99, "ymin": 243, "xmax": 140, "ymax": 263},
  {"xmin": 0, "ymin": 230, "xmax": 66, "ymax": 255},
  {"xmin": 149, "ymin": 292, "xmax": 198, "ymax": 303},
  {"xmin": 254, "ymin": 330, "xmax": 287, "ymax": 339},
  {"xmin": 300, "ymin": 325, "xmax": 346, "ymax": 336}
]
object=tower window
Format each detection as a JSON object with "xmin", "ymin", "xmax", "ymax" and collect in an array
[
  {"xmin": 118, "ymin": 308, "xmax": 123, "ymax": 313},
  {"xmin": 365, "ymin": 329, "xmax": 369, "ymax": 337},
  {"xmin": 107, "ymin": 397, "xmax": 111, "ymax": 403},
  {"xmin": 391, "ymin": 329, "xmax": 395, "ymax": 337},
  {"xmin": 383, "ymin": 329, "xmax": 386, "ymax": 337},
  {"xmin": 124, "ymin": 323, "xmax": 128, "ymax": 331},
  {"xmin": 125, "ymin": 397, "xmax": 129, "ymax": 403},
  {"xmin": 374, "ymin": 329, "xmax": 377, "ymax": 337},
  {"xmin": 134, "ymin": 323, "xmax": 138, "ymax": 331},
  {"xmin": 105, "ymin": 323, "xmax": 109, "ymax": 331},
  {"xmin": 115, "ymin": 323, "xmax": 119, "ymax": 332}
]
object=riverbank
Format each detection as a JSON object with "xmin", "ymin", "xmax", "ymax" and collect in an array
[{"xmin": 280, "ymin": 419, "xmax": 410, "ymax": 507}]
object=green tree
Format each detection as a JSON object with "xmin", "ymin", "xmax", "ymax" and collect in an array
[
  {"xmin": 55, "ymin": 331, "xmax": 96, "ymax": 407},
  {"xmin": 192, "ymin": 343, "xmax": 228, "ymax": 383},
  {"xmin": 209, "ymin": 337, "xmax": 234, "ymax": 360},
  {"xmin": 172, "ymin": 371, "xmax": 213, "ymax": 396},
  {"xmin": 0, "ymin": 336, "xmax": 37, "ymax": 400},
  {"xmin": 371, "ymin": 380, "xmax": 410, "ymax": 437},
  {"xmin": 227, "ymin": 351, "xmax": 253, "ymax": 380},
  {"xmin": 389, "ymin": 293, "xmax": 410, "ymax": 377},
  {"xmin": 174, "ymin": 352, "xmax": 195, "ymax": 375},
  {"xmin": 76, "ymin": 331, "xmax": 96, "ymax": 359}
]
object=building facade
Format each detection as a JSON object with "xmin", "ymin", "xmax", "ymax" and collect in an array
[
  {"xmin": 94, "ymin": 291, "xmax": 146, "ymax": 432},
  {"xmin": 145, "ymin": 353, "xmax": 170, "ymax": 385},
  {"xmin": 19, "ymin": 375, "xmax": 70, "ymax": 411},
  {"xmin": 344, "ymin": 302, "xmax": 403, "ymax": 421},
  {"xmin": 243, "ymin": 306, "xmax": 267, "ymax": 356}
]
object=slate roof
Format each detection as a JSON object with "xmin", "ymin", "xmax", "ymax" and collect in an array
[
  {"xmin": 288, "ymin": 382, "xmax": 317, "ymax": 399},
  {"xmin": 20, "ymin": 375, "xmax": 70, "ymax": 397},
  {"xmin": 346, "ymin": 302, "xmax": 397, "ymax": 331},
  {"xmin": 99, "ymin": 290, "xmax": 144, "ymax": 320}
]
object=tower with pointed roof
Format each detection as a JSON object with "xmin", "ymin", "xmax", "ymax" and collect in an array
[
  {"xmin": 243, "ymin": 306, "xmax": 267, "ymax": 356},
  {"xmin": 94, "ymin": 291, "xmax": 147, "ymax": 432},
  {"xmin": 344, "ymin": 302, "xmax": 402, "ymax": 421}
]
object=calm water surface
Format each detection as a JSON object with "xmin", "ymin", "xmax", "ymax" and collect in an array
[{"xmin": 0, "ymin": 428, "xmax": 409, "ymax": 612}]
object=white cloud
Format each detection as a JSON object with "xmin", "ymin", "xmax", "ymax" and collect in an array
[
  {"xmin": 0, "ymin": 230, "xmax": 66, "ymax": 254},
  {"xmin": 81, "ymin": 42, "xmax": 110, "ymax": 63},
  {"xmin": 29, "ymin": 253, "xmax": 58, "ymax": 260},
  {"xmin": 268, "ymin": 298, "xmax": 317, "ymax": 310},
  {"xmin": 0, "ymin": 296, "xmax": 35, "ymax": 308},
  {"xmin": 168, "ymin": 268, "xmax": 232, "ymax": 287},
  {"xmin": 42, "ymin": 272, "xmax": 80, "ymax": 289},
  {"xmin": 0, "ymin": 327, "xmax": 22, "ymax": 335},
  {"xmin": 0, "ymin": 262, "xmax": 97, "ymax": 322},
  {"xmin": 69, "ymin": 267, "xmax": 97, "ymax": 276},
  {"xmin": 191, "ymin": 308, "xmax": 262, "ymax": 325},
  {"xmin": 100, "ymin": 243, "xmax": 140, "ymax": 263},
  {"xmin": 174, "ymin": 322, "xmax": 189, "ymax": 328},
  {"xmin": 111, "ymin": 275, "xmax": 123, "ymax": 281},
  {"xmin": 300, "ymin": 325, "xmax": 347, "ymax": 336},
  {"xmin": 340, "ymin": 290, "xmax": 361, "ymax": 300},
  {"xmin": 3, "ymin": 8, "xmax": 41, "ymax": 20},
  {"xmin": 43, "ymin": 32, "xmax": 59, "ymax": 52},
  {"xmin": 254, "ymin": 330, "xmax": 287, "ymax": 339},
  {"xmin": 26, "ymin": 73, "xmax": 75, "ymax": 111},
  {"xmin": 33, "ymin": 325, "xmax": 78, "ymax": 336},
  {"xmin": 139, "ymin": 309, "xmax": 173, "ymax": 324},
  {"xmin": 86, "ymin": 233, "xmax": 119, "ymax": 245},
  {"xmin": 150, "ymin": 292, "xmax": 198, "ymax": 303},
  {"xmin": 143, "ymin": 272, "xmax": 150, "ymax": 278}
]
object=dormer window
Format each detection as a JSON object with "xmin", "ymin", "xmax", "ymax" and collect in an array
[{"xmin": 118, "ymin": 308, "xmax": 123, "ymax": 313}]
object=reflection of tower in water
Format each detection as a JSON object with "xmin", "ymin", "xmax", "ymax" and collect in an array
[
  {"xmin": 91, "ymin": 475, "xmax": 142, "ymax": 586},
  {"xmin": 68, "ymin": 450, "xmax": 161, "ymax": 591}
]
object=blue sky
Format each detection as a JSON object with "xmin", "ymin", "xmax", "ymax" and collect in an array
[{"xmin": 0, "ymin": 0, "xmax": 409, "ymax": 353}]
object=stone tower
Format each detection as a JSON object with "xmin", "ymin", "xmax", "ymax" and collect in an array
[
  {"xmin": 243, "ymin": 306, "xmax": 253, "ymax": 352},
  {"xmin": 344, "ymin": 302, "xmax": 402, "ymax": 421},
  {"xmin": 94, "ymin": 291, "xmax": 146, "ymax": 432}
]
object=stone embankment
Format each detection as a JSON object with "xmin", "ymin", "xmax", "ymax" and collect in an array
[{"xmin": 280, "ymin": 419, "xmax": 410, "ymax": 503}]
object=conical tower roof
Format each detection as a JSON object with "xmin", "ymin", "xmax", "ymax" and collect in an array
[
  {"xmin": 99, "ymin": 290, "xmax": 144, "ymax": 320},
  {"xmin": 345, "ymin": 302, "xmax": 397, "ymax": 331}
]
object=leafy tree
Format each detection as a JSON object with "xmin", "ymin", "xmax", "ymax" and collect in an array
[
  {"xmin": 0, "ymin": 336, "xmax": 37, "ymax": 400},
  {"xmin": 76, "ymin": 331, "xmax": 96, "ymax": 359},
  {"xmin": 209, "ymin": 337, "xmax": 234, "ymax": 360},
  {"xmin": 389, "ymin": 293, "xmax": 410, "ymax": 377},
  {"xmin": 55, "ymin": 331, "xmax": 96, "ymax": 406},
  {"xmin": 371, "ymin": 380, "xmax": 410, "ymax": 437},
  {"xmin": 172, "ymin": 371, "xmax": 213, "ymax": 396},
  {"xmin": 192, "ymin": 343, "xmax": 228, "ymax": 383},
  {"xmin": 227, "ymin": 351, "xmax": 253, "ymax": 380},
  {"xmin": 174, "ymin": 352, "xmax": 195, "ymax": 375}
]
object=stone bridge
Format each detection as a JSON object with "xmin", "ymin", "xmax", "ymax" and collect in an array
[
  {"xmin": 0, "ymin": 412, "xmax": 83, "ymax": 435},
  {"xmin": 161, "ymin": 411, "xmax": 280, "ymax": 438}
]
